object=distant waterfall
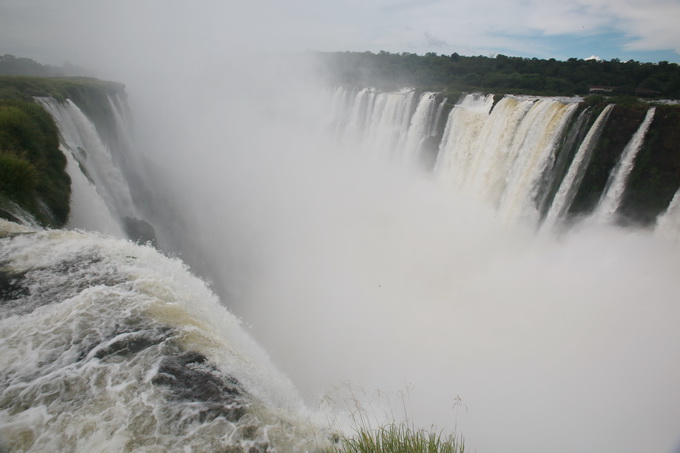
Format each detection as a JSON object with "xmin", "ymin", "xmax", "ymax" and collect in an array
[
  {"xmin": 364, "ymin": 89, "xmax": 416, "ymax": 160},
  {"xmin": 401, "ymin": 92, "xmax": 438, "ymax": 164},
  {"xmin": 541, "ymin": 104, "xmax": 615, "ymax": 230},
  {"xmin": 594, "ymin": 107, "xmax": 656, "ymax": 222},
  {"xmin": 329, "ymin": 87, "xmax": 440, "ymax": 164},
  {"xmin": 435, "ymin": 93, "xmax": 495, "ymax": 189},
  {"xmin": 325, "ymin": 89, "xmax": 680, "ymax": 232},
  {"xmin": 435, "ymin": 95, "xmax": 579, "ymax": 224}
]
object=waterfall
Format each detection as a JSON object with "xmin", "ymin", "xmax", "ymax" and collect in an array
[
  {"xmin": 431, "ymin": 96, "xmax": 448, "ymax": 137},
  {"xmin": 35, "ymin": 98, "xmax": 137, "ymax": 227},
  {"xmin": 495, "ymin": 99, "xmax": 578, "ymax": 224},
  {"xmin": 363, "ymin": 89, "xmax": 416, "ymax": 160},
  {"xmin": 61, "ymin": 149, "xmax": 124, "ymax": 236},
  {"xmin": 401, "ymin": 92, "xmax": 437, "ymax": 164},
  {"xmin": 0, "ymin": 220, "xmax": 328, "ymax": 452},
  {"xmin": 655, "ymin": 188, "xmax": 680, "ymax": 242},
  {"xmin": 542, "ymin": 104, "xmax": 615, "ymax": 230},
  {"xmin": 328, "ymin": 91, "xmax": 679, "ymax": 230},
  {"xmin": 435, "ymin": 93, "xmax": 496, "ymax": 190},
  {"xmin": 343, "ymin": 87, "xmax": 375, "ymax": 143},
  {"xmin": 435, "ymin": 95, "xmax": 578, "ymax": 224},
  {"xmin": 35, "ymin": 96, "xmax": 158, "ymax": 245},
  {"xmin": 329, "ymin": 87, "xmax": 444, "ymax": 165},
  {"xmin": 594, "ymin": 107, "xmax": 656, "ymax": 222}
]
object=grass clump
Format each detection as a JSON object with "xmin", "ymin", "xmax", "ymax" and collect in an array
[{"xmin": 328, "ymin": 422, "xmax": 464, "ymax": 453}]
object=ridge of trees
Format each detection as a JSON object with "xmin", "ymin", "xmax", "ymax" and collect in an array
[
  {"xmin": 316, "ymin": 51, "xmax": 680, "ymax": 99},
  {"xmin": 0, "ymin": 54, "xmax": 94, "ymax": 78}
]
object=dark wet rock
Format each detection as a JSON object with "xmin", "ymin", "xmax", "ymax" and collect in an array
[
  {"xmin": 92, "ymin": 327, "xmax": 171, "ymax": 360},
  {"xmin": 0, "ymin": 268, "xmax": 29, "ymax": 302},
  {"xmin": 568, "ymin": 105, "xmax": 646, "ymax": 216},
  {"xmin": 0, "ymin": 245, "xmax": 127, "ymax": 318},
  {"xmin": 123, "ymin": 217, "xmax": 158, "ymax": 248},
  {"xmin": 153, "ymin": 351, "xmax": 249, "ymax": 423},
  {"xmin": 620, "ymin": 105, "xmax": 680, "ymax": 225}
]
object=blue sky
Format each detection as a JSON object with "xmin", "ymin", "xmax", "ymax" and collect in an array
[{"xmin": 1, "ymin": 0, "xmax": 679, "ymax": 76}]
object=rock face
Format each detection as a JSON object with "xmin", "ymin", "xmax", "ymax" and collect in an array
[
  {"xmin": 620, "ymin": 105, "xmax": 680, "ymax": 225},
  {"xmin": 123, "ymin": 217, "xmax": 158, "ymax": 247},
  {"xmin": 565, "ymin": 101, "xmax": 680, "ymax": 226},
  {"xmin": 568, "ymin": 105, "xmax": 648, "ymax": 217}
]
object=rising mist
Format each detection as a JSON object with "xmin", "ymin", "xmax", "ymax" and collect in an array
[{"xmin": 119, "ymin": 61, "xmax": 680, "ymax": 453}]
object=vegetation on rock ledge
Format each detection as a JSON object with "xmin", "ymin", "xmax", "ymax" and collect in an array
[{"xmin": 0, "ymin": 97, "xmax": 70, "ymax": 227}]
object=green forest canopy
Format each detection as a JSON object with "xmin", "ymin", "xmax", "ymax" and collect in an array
[{"xmin": 316, "ymin": 51, "xmax": 680, "ymax": 99}]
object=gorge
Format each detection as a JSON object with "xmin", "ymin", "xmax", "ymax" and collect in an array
[{"xmin": 1, "ymin": 66, "xmax": 680, "ymax": 452}]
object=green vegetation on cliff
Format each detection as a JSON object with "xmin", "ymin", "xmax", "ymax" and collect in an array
[
  {"xmin": 0, "ymin": 73, "xmax": 127, "ymax": 228},
  {"xmin": 0, "ymin": 75, "xmax": 126, "ymax": 122},
  {"xmin": 0, "ymin": 98, "xmax": 70, "ymax": 226}
]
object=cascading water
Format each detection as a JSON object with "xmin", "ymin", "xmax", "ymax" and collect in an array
[
  {"xmin": 35, "ymin": 97, "xmax": 138, "ymax": 233},
  {"xmin": 496, "ymin": 100, "xmax": 578, "ymax": 223},
  {"xmin": 329, "ymin": 87, "xmax": 440, "ymax": 166},
  {"xmin": 401, "ymin": 92, "xmax": 438, "ymax": 165},
  {"xmin": 61, "ymin": 149, "xmax": 124, "ymax": 237},
  {"xmin": 594, "ymin": 107, "xmax": 657, "ymax": 222},
  {"xmin": 541, "ymin": 104, "xmax": 615, "ymax": 230},
  {"xmin": 0, "ymin": 220, "xmax": 330, "ymax": 452},
  {"xmin": 656, "ymin": 188, "xmax": 680, "ymax": 242},
  {"xmin": 429, "ymin": 95, "xmax": 579, "ymax": 224},
  {"xmin": 435, "ymin": 93, "xmax": 496, "ymax": 190}
]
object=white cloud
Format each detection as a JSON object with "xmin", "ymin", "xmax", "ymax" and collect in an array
[{"xmin": 1, "ymin": 0, "xmax": 678, "ymax": 74}]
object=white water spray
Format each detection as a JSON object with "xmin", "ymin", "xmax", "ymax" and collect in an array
[{"xmin": 0, "ymin": 220, "xmax": 330, "ymax": 452}]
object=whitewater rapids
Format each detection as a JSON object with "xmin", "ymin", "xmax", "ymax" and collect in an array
[{"xmin": 0, "ymin": 220, "xmax": 332, "ymax": 452}]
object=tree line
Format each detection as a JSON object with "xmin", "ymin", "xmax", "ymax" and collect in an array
[{"xmin": 316, "ymin": 51, "xmax": 680, "ymax": 99}]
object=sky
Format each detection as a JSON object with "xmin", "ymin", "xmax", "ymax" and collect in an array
[{"xmin": 1, "ymin": 0, "xmax": 680, "ymax": 77}]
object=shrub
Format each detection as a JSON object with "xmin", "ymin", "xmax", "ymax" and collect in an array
[
  {"xmin": 0, "ymin": 151, "xmax": 38, "ymax": 200},
  {"xmin": 0, "ymin": 100, "xmax": 70, "ymax": 226},
  {"xmin": 328, "ymin": 422, "xmax": 464, "ymax": 453}
]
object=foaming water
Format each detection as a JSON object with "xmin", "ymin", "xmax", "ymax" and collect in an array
[{"xmin": 0, "ymin": 220, "xmax": 332, "ymax": 452}]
